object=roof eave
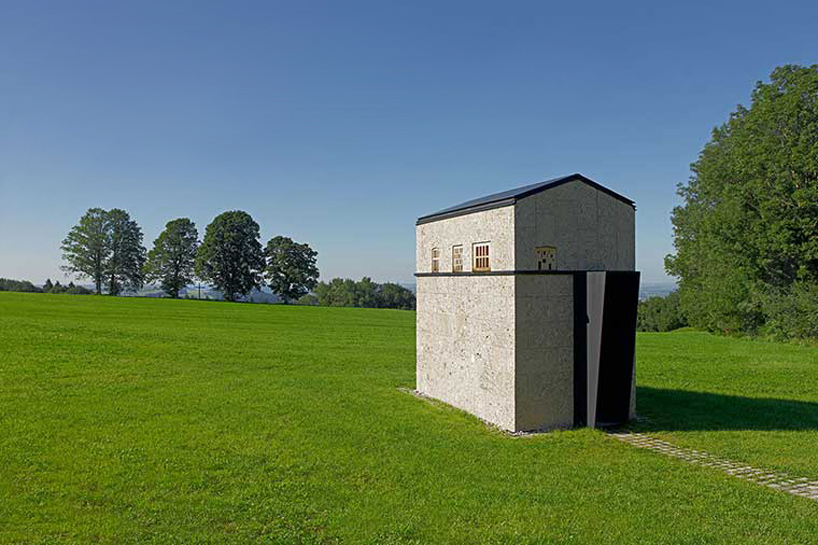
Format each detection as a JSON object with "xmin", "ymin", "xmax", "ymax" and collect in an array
[
  {"xmin": 415, "ymin": 173, "xmax": 635, "ymax": 226},
  {"xmin": 415, "ymin": 197, "xmax": 516, "ymax": 225}
]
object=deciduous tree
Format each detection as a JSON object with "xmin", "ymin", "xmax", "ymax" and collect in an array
[
  {"xmin": 195, "ymin": 211, "xmax": 264, "ymax": 302},
  {"xmin": 145, "ymin": 218, "xmax": 199, "ymax": 298},
  {"xmin": 263, "ymin": 236, "xmax": 319, "ymax": 303},
  {"xmin": 667, "ymin": 64, "xmax": 818, "ymax": 337},
  {"xmin": 105, "ymin": 209, "xmax": 147, "ymax": 296},
  {"xmin": 61, "ymin": 208, "xmax": 111, "ymax": 295}
]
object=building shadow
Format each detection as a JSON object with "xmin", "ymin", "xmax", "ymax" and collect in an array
[{"xmin": 634, "ymin": 386, "xmax": 818, "ymax": 432}]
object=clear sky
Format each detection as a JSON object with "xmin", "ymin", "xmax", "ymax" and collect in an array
[{"xmin": 2, "ymin": 1, "xmax": 817, "ymax": 286}]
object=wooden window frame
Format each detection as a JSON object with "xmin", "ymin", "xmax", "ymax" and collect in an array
[
  {"xmin": 536, "ymin": 246, "xmax": 557, "ymax": 271},
  {"xmin": 431, "ymin": 247, "xmax": 440, "ymax": 273},
  {"xmin": 452, "ymin": 245, "xmax": 463, "ymax": 273},
  {"xmin": 472, "ymin": 242, "xmax": 491, "ymax": 272}
]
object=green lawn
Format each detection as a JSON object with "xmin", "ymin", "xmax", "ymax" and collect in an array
[{"xmin": 1, "ymin": 292, "xmax": 817, "ymax": 544}]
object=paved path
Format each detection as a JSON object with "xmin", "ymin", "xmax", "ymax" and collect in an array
[{"xmin": 610, "ymin": 432, "xmax": 818, "ymax": 502}]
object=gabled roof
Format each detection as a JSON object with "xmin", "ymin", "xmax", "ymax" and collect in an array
[{"xmin": 416, "ymin": 173, "xmax": 635, "ymax": 225}]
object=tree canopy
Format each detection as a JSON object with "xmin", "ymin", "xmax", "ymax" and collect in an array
[
  {"xmin": 105, "ymin": 209, "xmax": 146, "ymax": 296},
  {"xmin": 314, "ymin": 277, "xmax": 415, "ymax": 310},
  {"xmin": 61, "ymin": 208, "xmax": 110, "ymax": 294},
  {"xmin": 62, "ymin": 208, "xmax": 146, "ymax": 295},
  {"xmin": 145, "ymin": 218, "xmax": 199, "ymax": 298},
  {"xmin": 263, "ymin": 236, "xmax": 319, "ymax": 303},
  {"xmin": 195, "ymin": 211, "xmax": 264, "ymax": 302},
  {"xmin": 666, "ymin": 65, "xmax": 818, "ymax": 339}
]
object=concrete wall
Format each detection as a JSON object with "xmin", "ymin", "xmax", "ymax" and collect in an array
[
  {"xmin": 514, "ymin": 274, "xmax": 575, "ymax": 431},
  {"xmin": 514, "ymin": 180, "xmax": 635, "ymax": 271},
  {"xmin": 416, "ymin": 179, "xmax": 636, "ymax": 432},
  {"xmin": 416, "ymin": 275, "xmax": 516, "ymax": 430},
  {"xmin": 416, "ymin": 205, "xmax": 515, "ymax": 273},
  {"xmin": 416, "ymin": 272, "xmax": 577, "ymax": 432}
]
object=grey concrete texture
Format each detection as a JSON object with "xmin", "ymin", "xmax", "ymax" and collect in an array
[
  {"xmin": 515, "ymin": 180, "xmax": 635, "ymax": 272},
  {"xmin": 416, "ymin": 275, "xmax": 517, "ymax": 430},
  {"xmin": 416, "ymin": 178, "xmax": 637, "ymax": 432},
  {"xmin": 416, "ymin": 205, "xmax": 515, "ymax": 274},
  {"xmin": 514, "ymin": 275, "xmax": 575, "ymax": 431}
]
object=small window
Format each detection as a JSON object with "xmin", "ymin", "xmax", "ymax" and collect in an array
[
  {"xmin": 431, "ymin": 247, "xmax": 440, "ymax": 272},
  {"xmin": 536, "ymin": 246, "xmax": 557, "ymax": 271},
  {"xmin": 452, "ymin": 245, "xmax": 463, "ymax": 272},
  {"xmin": 473, "ymin": 242, "xmax": 490, "ymax": 271}
]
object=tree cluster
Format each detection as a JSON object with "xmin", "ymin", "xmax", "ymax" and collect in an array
[
  {"xmin": 0, "ymin": 278, "xmax": 42, "ymax": 293},
  {"xmin": 61, "ymin": 208, "xmax": 146, "ymax": 295},
  {"xmin": 311, "ymin": 277, "xmax": 415, "ymax": 310},
  {"xmin": 43, "ymin": 279, "xmax": 93, "ymax": 295},
  {"xmin": 637, "ymin": 292, "xmax": 687, "ymax": 332},
  {"xmin": 62, "ymin": 209, "xmax": 319, "ymax": 302},
  {"xmin": 666, "ymin": 65, "xmax": 818, "ymax": 340}
]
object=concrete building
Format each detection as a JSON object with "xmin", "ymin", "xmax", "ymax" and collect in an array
[{"xmin": 415, "ymin": 173, "xmax": 639, "ymax": 432}]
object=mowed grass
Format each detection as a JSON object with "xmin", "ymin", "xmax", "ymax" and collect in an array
[
  {"xmin": 1, "ymin": 293, "xmax": 817, "ymax": 544},
  {"xmin": 635, "ymin": 329, "xmax": 818, "ymax": 479}
]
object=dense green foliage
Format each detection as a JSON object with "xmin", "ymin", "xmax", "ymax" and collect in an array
[
  {"xmin": 314, "ymin": 277, "xmax": 416, "ymax": 310},
  {"xmin": 60, "ymin": 209, "xmax": 327, "ymax": 302},
  {"xmin": 195, "ymin": 211, "xmax": 264, "ymax": 302},
  {"xmin": 60, "ymin": 208, "xmax": 110, "ymax": 294},
  {"xmin": 61, "ymin": 208, "xmax": 146, "ymax": 295},
  {"xmin": 42, "ymin": 279, "xmax": 92, "ymax": 295},
  {"xmin": 144, "ymin": 218, "xmax": 200, "ymax": 298},
  {"xmin": 263, "ymin": 236, "xmax": 319, "ymax": 303},
  {"xmin": 105, "ymin": 209, "xmax": 147, "ymax": 296},
  {"xmin": 0, "ymin": 278, "xmax": 42, "ymax": 293},
  {"xmin": 2, "ymin": 293, "xmax": 817, "ymax": 543},
  {"xmin": 637, "ymin": 292, "xmax": 687, "ymax": 332},
  {"xmin": 667, "ymin": 65, "xmax": 818, "ymax": 340},
  {"xmin": 0, "ymin": 279, "xmax": 91, "ymax": 295}
]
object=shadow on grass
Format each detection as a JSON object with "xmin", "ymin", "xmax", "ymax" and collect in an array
[{"xmin": 635, "ymin": 386, "xmax": 818, "ymax": 432}]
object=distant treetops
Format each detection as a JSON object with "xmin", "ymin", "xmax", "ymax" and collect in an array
[{"xmin": 61, "ymin": 209, "xmax": 319, "ymax": 303}]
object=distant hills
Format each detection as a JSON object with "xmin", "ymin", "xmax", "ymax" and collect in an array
[
  {"xmin": 51, "ymin": 279, "xmax": 675, "ymax": 302},
  {"xmin": 639, "ymin": 282, "xmax": 677, "ymax": 300}
]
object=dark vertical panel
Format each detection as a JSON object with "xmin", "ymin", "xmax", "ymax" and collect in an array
[
  {"xmin": 595, "ymin": 271, "xmax": 640, "ymax": 426},
  {"xmin": 573, "ymin": 272, "xmax": 587, "ymax": 427}
]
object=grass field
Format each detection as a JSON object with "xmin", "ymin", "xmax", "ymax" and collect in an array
[{"xmin": 1, "ymin": 292, "xmax": 817, "ymax": 543}]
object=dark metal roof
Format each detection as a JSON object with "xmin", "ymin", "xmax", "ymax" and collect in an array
[{"xmin": 416, "ymin": 173, "xmax": 635, "ymax": 225}]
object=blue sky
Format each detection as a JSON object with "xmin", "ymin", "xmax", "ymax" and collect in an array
[{"xmin": 2, "ymin": 1, "xmax": 817, "ymax": 285}]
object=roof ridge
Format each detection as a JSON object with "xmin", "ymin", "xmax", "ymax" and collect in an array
[{"xmin": 416, "ymin": 174, "xmax": 634, "ymax": 225}]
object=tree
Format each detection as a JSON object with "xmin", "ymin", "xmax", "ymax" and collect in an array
[
  {"xmin": 263, "ymin": 236, "xmax": 319, "ymax": 303},
  {"xmin": 377, "ymin": 283, "xmax": 416, "ymax": 310},
  {"xmin": 314, "ymin": 278, "xmax": 357, "ymax": 307},
  {"xmin": 43, "ymin": 279, "xmax": 54, "ymax": 292},
  {"xmin": 666, "ymin": 65, "xmax": 818, "ymax": 337},
  {"xmin": 61, "ymin": 208, "xmax": 110, "ymax": 294},
  {"xmin": 145, "ymin": 218, "xmax": 199, "ymax": 298},
  {"xmin": 0, "ymin": 278, "xmax": 42, "ymax": 293},
  {"xmin": 65, "ymin": 281, "xmax": 92, "ymax": 295},
  {"xmin": 105, "ymin": 209, "xmax": 147, "ymax": 296},
  {"xmin": 296, "ymin": 293, "xmax": 319, "ymax": 306},
  {"xmin": 195, "ymin": 211, "xmax": 264, "ymax": 302},
  {"xmin": 636, "ymin": 292, "xmax": 687, "ymax": 332},
  {"xmin": 313, "ymin": 277, "xmax": 416, "ymax": 310}
]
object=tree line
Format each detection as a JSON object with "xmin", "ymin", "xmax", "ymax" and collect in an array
[
  {"xmin": 637, "ymin": 292, "xmax": 687, "ymax": 333},
  {"xmin": 58, "ymin": 208, "xmax": 416, "ymax": 310},
  {"xmin": 301, "ymin": 277, "xmax": 415, "ymax": 310},
  {"xmin": 0, "ymin": 278, "xmax": 92, "ymax": 295},
  {"xmin": 62, "ymin": 209, "xmax": 319, "ymax": 303},
  {"xmin": 666, "ymin": 64, "xmax": 818, "ymax": 341}
]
